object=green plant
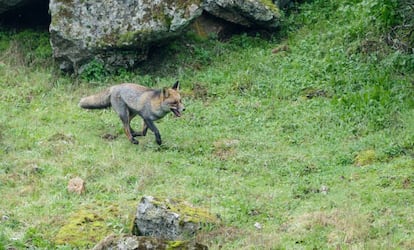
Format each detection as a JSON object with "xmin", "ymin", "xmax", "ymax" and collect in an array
[
  {"xmin": 80, "ymin": 59, "xmax": 109, "ymax": 82},
  {"xmin": 0, "ymin": 29, "xmax": 52, "ymax": 67}
]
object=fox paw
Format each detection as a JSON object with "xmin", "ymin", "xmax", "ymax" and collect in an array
[
  {"xmin": 131, "ymin": 132, "xmax": 144, "ymax": 137},
  {"xmin": 131, "ymin": 139, "xmax": 139, "ymax": 144}
]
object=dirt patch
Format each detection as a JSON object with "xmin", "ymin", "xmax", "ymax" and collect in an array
[
  {"xmin": 213, "ymin": 139, "xmax": 239, "ymax": 161},
  {"xmin": 281, "ymin": 209, "xmax": 370, "ymax": 245}
]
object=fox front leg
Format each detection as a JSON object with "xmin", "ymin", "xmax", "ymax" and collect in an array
[{"xmin": 144, "ymin": 119, "xmax": 162, "ymax": 145}]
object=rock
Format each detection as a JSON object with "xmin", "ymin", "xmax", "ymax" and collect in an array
[
  {"xmin": 3, "ymin": 0, "xmax": 288, "ymax": 72},
  {"xmin": 190, "ymin": 12, "xmax": 244, "ymax": 39},
  {"xmin": 202, "ymin": 0, "xmax": 281, "ymax": 29},
  {"xmin": 48, "ymin": 0, "xmax": 285, "ymax": 73},
  {"xmin": 254, "ymin": 222, "xmax": 262, "ymax": 230},
  {"xmin": 92, "ymin": 234, "xmax": 208, "ymax": 250},
  {"xmin": 67, "ymin": 177, "xmax": 86, "ymax": 194},
  {"xmin": 49, "ymin": 0, "xmax": 203, "ymax": 73},
  {"xmin": 320, "ymin": 185, "xmax": 329, "ymax": 195},
  {"xmin": 133, "ymin": 196, "xmax": 219, "ymax": 240}
]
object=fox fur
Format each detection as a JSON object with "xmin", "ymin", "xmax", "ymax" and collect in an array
[{"xmin": 79, "ymin": 81, "xmax": 184, "ymax": 145}]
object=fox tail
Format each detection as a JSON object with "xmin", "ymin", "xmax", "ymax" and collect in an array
[{"xmin": 79, "ymin": 88, "xmax": 111, "ymax": 109}]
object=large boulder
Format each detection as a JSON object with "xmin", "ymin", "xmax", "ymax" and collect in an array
[
  {"xmin": 202, "ymin": 0, "xmax": 281, "ymax": 28},
  {"xmin": 133, "ymin": 196, "xmax": 218, "ymax": 240},
  {"xmin": 49, "ymin": 0, "xmax": 203, "ymax": 73},
  {"xmin": 92, "ymin": 234, "xmax": 207, "ymax": 250},
  {"xmin": 49, "ymin": 0, "xmax": 284, "ymax": 73}
]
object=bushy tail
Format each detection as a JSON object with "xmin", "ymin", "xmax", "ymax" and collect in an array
[{"xmin": 79, "ymin": 88, "xmax": 111, "ymax": 109}]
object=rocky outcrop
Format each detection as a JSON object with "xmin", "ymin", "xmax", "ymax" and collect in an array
[
  {"xmin": 133, "ymin": 196, "xmax": 218, "ymax": 240},
  {"xmin": 92, "ymin": 234, "xmax": 208, "ymax": 250},
  {"xmin": 49, "ymin": 0, "xmax": 203, "ymax": 73},
  {"xmin": 48, "ymin": 0, "xmax": 286, "ymax": 73},
  {"xmin": 202, "ymin": 0, "xmax": 281, "ymax": 28},
  {"xmin": 2, "ymin": 0, "xmax": 290, "ymax": 72}
]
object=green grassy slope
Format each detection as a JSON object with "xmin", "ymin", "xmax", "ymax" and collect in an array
[{"xmin": 1, "ymin": 0, "xmax": 413, "ymax": 249}]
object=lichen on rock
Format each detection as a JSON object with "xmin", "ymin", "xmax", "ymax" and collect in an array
[
  {"xmin": 202, "ymin": 0, "xmax": 281, "ymax": 28},
  {"xmin": 48, "ymin": 0, "xmax": 286, "ymax": 73},
  {"xmin": 49, "ymin": 0, "xmax": 203, "ymax": 73},
  {"xmin": 133, "ymin": 196, "xmax": 219, "ymax": 240},
  {"xmin": 92, "ymin": 234, "xmax": 208, "ymax": 250}
]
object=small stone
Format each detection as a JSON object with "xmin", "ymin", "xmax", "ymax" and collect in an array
[
  {"xmin": 2, "ymin": 215, "xmax": 9, "ymax": 221},
  {"xmin": 320, "ymin": 185, "xmax": 329, "ymax": 195},
  {"xmin": 254, "ymin": 222, "xmax": 262, "ymax": 230},
  {"xmin": 67, "ymin": 177, "xmax": 86, "ymax": 194}
]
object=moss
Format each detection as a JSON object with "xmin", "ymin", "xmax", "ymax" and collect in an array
[
  {"xmin": 259, "ymin": 0, "xmax": 281, "ymax": 16},
  {"xmin": 355, "ymin": 149, "xmax": 377, "ymax": 166},
  {"xmin": 54, "ymin": 204, "xmax": 121, "ymax": 248},
  {"xmin": 118, "ymin": 31, "xmax": 138, "ymax": 45},
  {"xmin": 94, "ymin": 235, "xmax": 205, "ymax": 250},
  {"xmin": 167, "ymin": 240, "xmax": 186, "ymax": 249},
  {"xmin": 50, "ymin": 5, "xmax": 74, "ymax": 27},
  {"xmin": 151, "ymin": 197, "xmax": 218, "ymax": 225}
]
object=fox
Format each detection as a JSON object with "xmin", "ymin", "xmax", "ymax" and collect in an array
[{"xmin": 79, "ymin": 81, "xmax": 185, "ymax": 145}]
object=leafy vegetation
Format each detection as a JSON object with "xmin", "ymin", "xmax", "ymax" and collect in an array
[{"xmin": 1, "ymin": 0, "xmax": 413, "ymax": 249}]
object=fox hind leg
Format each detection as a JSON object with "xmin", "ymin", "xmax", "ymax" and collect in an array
[
  {"xmin": 112, "ymin": 98, "xmax": 138, "ymax": 144},
  {"xmin": 122, "ymin": 115, "xmax": 138, "ymax": 144}
]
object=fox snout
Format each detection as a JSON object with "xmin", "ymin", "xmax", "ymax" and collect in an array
[{"xmin": 171, "ymin": 103, "xmax": 185, "ymax": 117}]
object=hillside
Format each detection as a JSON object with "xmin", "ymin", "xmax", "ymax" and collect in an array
[{"xmin": 0, "ymin": 0, "xmax": 413, "ymax": 249}]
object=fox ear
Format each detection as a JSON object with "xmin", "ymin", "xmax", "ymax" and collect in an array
[
  {"xmin": 172, "ymin": 81, "xmax": 180, "ymax": 91},
  {"xmin": 163, "ymin": 87, "xmax": 169, "ymax": 98}
]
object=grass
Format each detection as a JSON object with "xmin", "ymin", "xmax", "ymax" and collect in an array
[{"xmin": 1, "ymin": 0, "xmax": 414, "ymax": 249}]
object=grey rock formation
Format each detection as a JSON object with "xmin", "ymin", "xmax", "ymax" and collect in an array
[
  {"xmin": 133, "ymin": 196, "xmax": 218, "ymax": 240},
  {"xmin": 2, "ymin": 0, "xmax": 289, "ymax": 72},
  {"xmin": 92, "ymin": 234, "xmax": 208, "ymax": 250},
  {"xmin": 202, "ymin": 0, "xmax": 281, "ymax": 28},
  {"xmin": 49, "ymin": 0, "xmax": 203, "ymax": 72},
  {"xmin": 47, "ymin": 0, "xmax": 285, "ymax": 73}
]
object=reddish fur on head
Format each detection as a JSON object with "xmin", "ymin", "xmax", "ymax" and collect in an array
[{"xmin": 163, "ymin": 81, "xmax": 184, "ymax": 117}]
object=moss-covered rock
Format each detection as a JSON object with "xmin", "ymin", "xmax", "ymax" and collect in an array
[
  {"xmin": 49, "ymin": 0, "xmax": 286, "ymax": 73},
  {"xmin": 202, "ymin": 0, "xmax": 281, "ymax": 29},
  {"xmin": 133, "ymin": 196, "xmax": 219, "ymax": 240},
  {"xmin": 92, "ymin": 234, "xmax": 208, "ymax": 250},
  {"xmin": 49, "ymin": 0, "xmax": 203, "ymax": 73}
]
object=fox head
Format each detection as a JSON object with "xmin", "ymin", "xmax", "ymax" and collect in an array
[{"xmin": 162, "ymin": 81, "xmax": 185, "ymax": 117}]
